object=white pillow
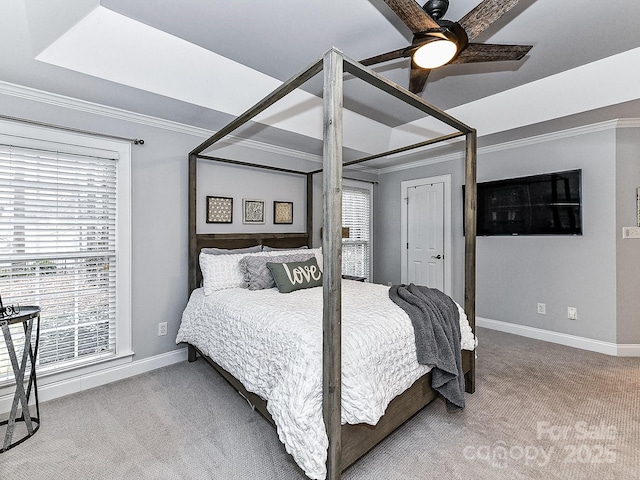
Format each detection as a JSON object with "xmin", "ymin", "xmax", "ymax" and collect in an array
[{"xmin": 200, "ymin": 250, "xmax": 270, "ymax": 295}]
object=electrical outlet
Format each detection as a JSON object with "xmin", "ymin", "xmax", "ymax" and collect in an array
[
  {"xmin": 387, "ymin": 281, "xmax": 392, "ymax": 286},
  {"xmin": 537, "ymin": 303, "xmax": 546, "ymax": 315},
  {"xmin": 568, "ymin": 307, "xmax": 578, "ymax": 320},
  {"xmin": 158, "ymin": 322, "xmax": 168, "ymax": 336}
]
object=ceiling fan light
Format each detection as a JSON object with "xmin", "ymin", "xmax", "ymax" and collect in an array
[{"xmin": 413, "ymin": 39, "xmax": 457, "ymax": 69}]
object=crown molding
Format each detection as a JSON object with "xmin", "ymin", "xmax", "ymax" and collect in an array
[
  {"xmin": 2, "ymin": 80, "xmax": 637, "ymax": 176},
  {"xmin": 375, "ymin": 151, "xmax": 464, "ymax": 175},
  {"xmin": 0, "ymin": 80, "xmax": 381, "ymax": 172},
  {"xmin": 0, "ymin": 80, "xmax": 331, "ymax": 167},
  {"xmin": 615, "ymin": 118, "xmax": 640, "ymax": 129},
  {"xmin": 478, "ymin": 118, "xmax": 640, "ymax": 157},
  {"xmin": 0, "ymin": 80, "xmax": 211, "ymax": 137},
  {"xmin": 376, "ymin": 117, "xmax": 640, "ymax": 175}
]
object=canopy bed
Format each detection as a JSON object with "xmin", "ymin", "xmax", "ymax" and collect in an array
[{"xmin": 180, "ymin": 48, "xmax": 477, "ymax": 480}]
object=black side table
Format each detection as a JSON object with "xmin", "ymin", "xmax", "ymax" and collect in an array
[{"xmin": 0, "ymin": 306, "xmax": 41, "ymax": 452}]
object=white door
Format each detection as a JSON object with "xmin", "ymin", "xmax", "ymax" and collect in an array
[{"xmin": 407, "ymin": 182, "xmax": 444, "ymax": 290}]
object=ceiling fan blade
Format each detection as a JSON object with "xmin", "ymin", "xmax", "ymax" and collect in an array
[
  {"xmin": 458, "ymin": 0, "xmax": 522, "ymax": 41},
  {"xmin": 383, "ymin": 0, "xmax": 440, "ymax": 33},
  {"xmin": 451, "ymin": 43, "xmax": 532, "ymax": 64},
  {"xmin": 409, "ymin": 62, "xmax": 431, "ymax": 94},
  {"xmin": 360, "ymin": 46, "xmax": 412, "ymax": 67}
]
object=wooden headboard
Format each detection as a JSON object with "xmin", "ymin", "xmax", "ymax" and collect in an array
[{"xmin": 189, "ymin": 232, "xmax": 309, "ymax": 294}]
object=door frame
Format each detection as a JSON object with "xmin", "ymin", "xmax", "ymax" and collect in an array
[{"xmin": 401, "ymin": 174, "xmax": 452, "ymax": 295}]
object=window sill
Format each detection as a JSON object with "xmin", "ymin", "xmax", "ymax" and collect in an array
[{"xmin": 0, "ymin": 350, "xmax": 134, "ymax": 400}]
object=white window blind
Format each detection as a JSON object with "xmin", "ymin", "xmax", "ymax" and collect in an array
[
  {"xmin": 342, "ymin": 184, "xmax": 372, "ymax": 280},
  {"xmin": 0, "ymin": 142, "xmax": 119, "ymax": 383}
]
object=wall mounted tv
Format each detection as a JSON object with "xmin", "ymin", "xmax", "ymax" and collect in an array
[{"xmin": 469, "ymin": 169, "xmax": 582, "ymax": 236}]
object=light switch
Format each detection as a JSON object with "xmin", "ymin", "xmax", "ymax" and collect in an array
[{"xmin": 622, "ymin": 227, "xmax": 640, "ymax": 239}]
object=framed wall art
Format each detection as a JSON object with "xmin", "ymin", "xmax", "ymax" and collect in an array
[
  {"xmin": 243, "ymin": 199, "xmax": 265, "ymax": 224},
  {"xmin": 206, "ymin": 196, "xmax": 233, "ymax": 224},
  {"xmin": 273, "ymin": 201, "xmax": 293, "ymax": 224}
]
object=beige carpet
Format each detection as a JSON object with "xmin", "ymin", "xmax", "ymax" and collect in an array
[{"xmin": 1, "ymin": 327, "xmax": 638, "ymax": 479}]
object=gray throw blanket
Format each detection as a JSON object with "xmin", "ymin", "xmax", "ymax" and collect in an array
[{"xmin": 389, "ymin": 284, "xmax": 465, "ymax": 411}]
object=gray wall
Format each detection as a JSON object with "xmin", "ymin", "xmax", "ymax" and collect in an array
[
  {"xmin": 197, "ymin": 160, "xmax": 307, "ymax": 234},
  {"xmin": 474, "ymin": 129, "xmax": 617, "ymax": 343},
  {"xmin": 616, "ymin": 127, "xmax": 640, "ymax": 344},
  {"xmin": 127, "ymin": 123, "xmax": 194, "ymax": 359},
  {"xmin": 375, "ymin": 127, "xmax": 631, "ymax": 344}
]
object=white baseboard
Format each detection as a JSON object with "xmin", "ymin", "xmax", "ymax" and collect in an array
[
  {"xmin": 1, "ymin": 347, "xmax": 188, "ymax": 415},
  {"xmin": 477, "ymin": 317, "xmax": 640, "ymax": 357}
]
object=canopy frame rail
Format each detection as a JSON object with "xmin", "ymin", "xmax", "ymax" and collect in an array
[{"xmin": 188, "ymin": 47, "xmax": 477, "ymax": 480}]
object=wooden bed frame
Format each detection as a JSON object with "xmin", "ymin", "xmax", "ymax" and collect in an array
[
  {"xmin": 188, "ymin": 347, "xmax": 473, "ymax": 471},
  {"xmin": 186, "ymin": 49, "xmax": 477, "ymax": 479},
  {"xmin": 188, "ymin": 232, "xmax": 474, "ymax": 471}
]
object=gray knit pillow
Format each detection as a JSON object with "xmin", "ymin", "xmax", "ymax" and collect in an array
[
  {"xmin": 201, "ymin": 245, "xmax": 262, "ymax": 255},
  {"xmin": 240, "ymin": 253, "xmax": 314, "ymax": 290}
]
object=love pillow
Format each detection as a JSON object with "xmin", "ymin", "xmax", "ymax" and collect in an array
[{"xmin": 266, "ymin": 257, "xmax": 323, "ymax": 293}]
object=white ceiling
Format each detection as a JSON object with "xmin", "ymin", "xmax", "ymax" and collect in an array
[{"xmin": 2, "ymin": 0, "xmax": 640, "ymax": 162}]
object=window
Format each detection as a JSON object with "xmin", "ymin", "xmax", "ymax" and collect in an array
[
  {"xmin": 0, "ymin": 124, "xmax": 132, "ymax": 385},
  {"xmin": 342, "ymin": 181, "xmax": 373, "ymax": 280}
]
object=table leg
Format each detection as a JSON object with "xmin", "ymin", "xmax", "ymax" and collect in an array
[
  {"xmin": 25, "ymin": 316, "xmax": 41, "ymax": 423},
  {"xmin": 2, "ymin": 319, "xmax": 34, "ymax": 450}
]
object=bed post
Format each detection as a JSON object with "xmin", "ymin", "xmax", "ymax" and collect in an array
[
  {"xmin": 307, "ymin": 173, "xmax": 314, "ymax": 248},
  {"xmin": 188, "ymin": 153, "xmax": 198, "ymax": 295},
  {"xmin": 322, "ymin": 48, "xmax": 344, "ymax": 480},
  {"xmin": 464, "ymin": 130, "xmax": 477, "ymax": 394}
]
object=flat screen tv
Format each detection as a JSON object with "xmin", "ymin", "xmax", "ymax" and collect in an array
[{"xmin": 467, "ymin": 169, "xmax": 582, "ymax": 236}]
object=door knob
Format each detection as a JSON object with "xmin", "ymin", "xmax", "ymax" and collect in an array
[{"xmin": 431, "ymin": 254, "xmax": 442, "ymax": 259}]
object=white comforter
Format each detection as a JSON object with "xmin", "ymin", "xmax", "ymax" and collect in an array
[{"xmin": 176, "ymin": 281, "xmax": 475, "ymax": 479}]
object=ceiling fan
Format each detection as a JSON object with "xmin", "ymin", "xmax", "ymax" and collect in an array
[{"xmin": 361, "ymin": 0, "xmax": 532, "ymax": 94}]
